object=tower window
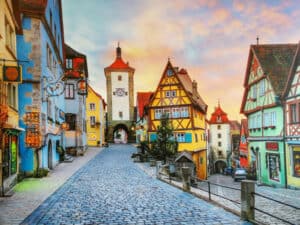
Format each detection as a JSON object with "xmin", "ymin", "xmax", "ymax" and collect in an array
[
  {"xmin": 217, "ymin": 125, "xmax": 221, "ymax": 130},
  {"xmin": 218, "ymin": 133, "xmax": 221, "ymax": 138},
  {"xmin": 119, "ymin": 111, "xmax": 123, "ymax": 118},
  {"xmin": 118, "ymin": 75, "xmax": 122, "ymax": 81},
  {"xmin": 218, "ymin": 141, "xmax": 222, "ymax": 147}
]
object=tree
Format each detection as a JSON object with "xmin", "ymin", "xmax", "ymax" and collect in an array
[{"xmin": 150, "ymin": 114, "xmax": 178, "ymax": 163}]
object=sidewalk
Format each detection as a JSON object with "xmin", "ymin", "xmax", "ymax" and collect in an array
[
  {"xmin": 136, "ymin": 161, "xmax": 300, "ymax": 225},
  {"xmin": 0, "ymin": 147, "xmax": 103, "ymax": 225}
]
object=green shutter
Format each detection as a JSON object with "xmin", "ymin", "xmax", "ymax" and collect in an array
[
  {"xmin": 150, "ymin": 133, "xmax": 157, "ymax": 142},
  {"xmin": 185, "ymin": 133, "xmax": 192, "ymax": 143}
]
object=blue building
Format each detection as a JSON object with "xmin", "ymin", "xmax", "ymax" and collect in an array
[{"xmin": 17, "ymin": 0, "xmax": 65, "ymax": 174}]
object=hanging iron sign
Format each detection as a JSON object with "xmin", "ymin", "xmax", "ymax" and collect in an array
[
  {"xmin": 46, "ymin": 81, "xmax": 65, "ymax": 96},
  {"xmin": 3, "ymin": 66, "xmax": 22, "ymax": 83},
  {"xmin": 77, "ymin": 79, "xmax": 87, "ymax": 95}
]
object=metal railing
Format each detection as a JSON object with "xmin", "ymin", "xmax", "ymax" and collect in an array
[
  {"xmin": 252, "ymin": 192, "xmax": 300, "ymax": 225},
  {"xmin": 156, "ymin": 165, "xmax": 299, "ymax": 225}
]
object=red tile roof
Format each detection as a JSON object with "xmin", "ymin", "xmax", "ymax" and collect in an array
[
  {"xmin": 208, "ymin": 103, "xmax": 229, "ymax": 124},
  {"xmin": 177, "ymin": 68, "xmax": 207, "ymax": 113},
  {"xmin": 137, "ymin": 92, "xmax": 153, "ymax": 118},
  {"xmin": 229, "ymin": 120, "xmax": 241, "ymax": 131},
  {"xmin": 105, "ymin": 45, "xmax": 134, "ymax": 71}
]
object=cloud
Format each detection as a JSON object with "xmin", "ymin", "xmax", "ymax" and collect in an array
[{"xmin": 62, "ymin": 0, "xmax": 300, "ymax": 120}]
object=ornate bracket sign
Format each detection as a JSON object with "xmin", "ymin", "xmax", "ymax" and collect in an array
[
  {"xmin": 46, "ymin": 81, "xmax": 65, "ymax": 96},
  {"xmin": 3, "ymin": 66, "xmax": 22, "ymax": 83},
  {"xmin": 77, "ymin": 79, "xmax": 87, "ymax": 95}
]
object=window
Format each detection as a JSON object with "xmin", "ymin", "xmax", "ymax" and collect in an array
[
  {"xmin": 252, "ymin": 84, "xmax": 257, "ymax": 99},
  {"xmin": 181, "ymin": 107, "xmax": 189, "ymax": 117},
  {"xmin": 256, "ymin": 114, "xmax": 261, "ymax": 128},
  {"xmin": 263, "ymin": 112, "xmax": 269, "ymax": 127},
  {"xmin": 65, "ymin": 84, "xmax": 75, "ymax": 99},
  {"xmin": 218, "ymin": 151, "xmax": 222, "ymax": 156},
  {"xmin": 90, "ymin": 116, "xmax": 96, "ymax": 127},
  {"xmin": 270, "ymin": 112, "xmax": 276, "ymax": 126},
  {"xmin": 172, "ymin": 108, "xmax": 180, "ymax": 118},
  {"xmin": 119, "ymin": 111, "xmax": 123, "ymax": 118},
  {"xmin": 290, "ymin": 104, "xmax": 297, "ymax": 123},
  {"xmin": 217, "ymin": 116, "xmax": 221, "ymax": 122},
  {"xmin": 155, "ymin": 109, "xmax": 162, "ymax": 119},
  {"xmin": 218, "ymin": 133, "xmax": 221, "ymax": 138},
  {"xmin": 47, "ymin": 99, "xmax": 52, "ymax": 120},
  {"xmin": 167, "ymin": 69, "xmax": 173, "ymax": 76},
  {"xmin": 268, "ymin": 154, "xmax": 280, "ymax": 181},
  {"xmin": 5, "ymin": 17, "xmax": 15, "ymax": 52},
  {"xmin": 217, "ymin": 125, "xmax": 221, "ymax": 130},
  {"xmin": 175, "ymin": 133, "xmax": 185, "ymax": 142},
  {"xmin": 195, "ymin": 134, "xmax": 198, "ymax": 142},
  {"xmin": 90, "ymin": 103, "xmax": 96, "ymax": 111},
  {"xmin": 7, "ymin": 83, "xmax": 17, "ymax": 109},
  {"xmin": 47, "ymin": 44, "xmax": 52, "ymax": 68},
  {"xmin": 162, "ymin": 108, "xmax": 170, "ymax": 118},
  {"xmin": 292, "ymin": 147, "xmax": 300, "ymax": 177},
  {"xmin": 65, "ymin": 113, "xmax": 76, "ymax": 130},
  {"xmin": 259, "ymin": 79, "xmax": 265, "ymax": 96},
  {"xmin": 118, "ymin": 75, "xmax": 122, "ymax": 81},
  {"xmin": 218, "ymin": 141, "xmax": 222, "ymax": 147},
  {"xmin": 165, "ymin": 90, "xmax": 176, "ymax": 97},
  {"xmin": 66, "ymin": 58, "xmax": 72, "ymax": 69}
]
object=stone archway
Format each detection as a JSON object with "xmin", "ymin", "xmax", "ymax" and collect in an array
[
  {"xmin": 48, "ymin": 140, "xmax": 53, "ymax": 170},
  {"xmin": 113, "ymin": 124, "xmax": 129, "ymax": 144},
  {"xmin": 214, "ymin": 160, "xmax": 227, "ymax": 174}
]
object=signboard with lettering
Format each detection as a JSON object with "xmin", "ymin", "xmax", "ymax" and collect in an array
[
  {"xmin": 24, "ymin": 112, "xmax": 42, "ymax": 148},
  {"xmin": 3, "ymin": 66, "xmax": 22, "ymax": 83},
  {"xmin": 266, "ymin": 142, "xmax": 278, "ymax": 151}
]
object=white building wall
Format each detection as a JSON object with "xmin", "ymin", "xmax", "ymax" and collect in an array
[
  {"xmin": 209, "ymin": 124, "xmax": 231, "ymax": 156},
  {"xmin": 111, "ymin": 71, "xmax": 129, "ymax": 121}
]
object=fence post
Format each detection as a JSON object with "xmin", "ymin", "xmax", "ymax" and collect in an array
[
  {"xmin": 156, "ymin": 161, "xmax": 162, "ymax": 178},
  {"xmin": 181, "ymin": 167, "xmax": 191, "ymax": 192},
  {"xmin": 208, "ymin": 181, "xmax": 211, "ymax": 200},
  {"xmin": 241, "ymin": 180, "xmax": 255, "ymax": 221}
]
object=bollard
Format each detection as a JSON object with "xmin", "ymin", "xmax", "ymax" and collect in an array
[
  {"xmin": 181, "ymin": 167, "xmax": 191, "ymax": 192},
  {"xmin": 156, "ymin": 161, "xmax": 162, "ymax": 178},
  {"xmin": 241, "ymin": 180, "xmax": 255, "ymax": 221}
]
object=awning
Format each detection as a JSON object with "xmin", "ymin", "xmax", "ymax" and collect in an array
[{"xmin": 2, "ymin": 126, "xmax": 25, "ymax": 135}]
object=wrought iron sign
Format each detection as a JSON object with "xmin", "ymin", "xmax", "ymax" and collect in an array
[{"xmin": 46, "ymin": 80, "xmax": 65, "ymax": 97}]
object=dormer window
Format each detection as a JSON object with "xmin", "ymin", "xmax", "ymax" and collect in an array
[{"xmin": 217, "ymin": 116, "xmax": 221, "ymax": 122}]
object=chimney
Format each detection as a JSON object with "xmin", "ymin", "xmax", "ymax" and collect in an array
[{"xmin": 192, "ymin": 80, "xmax": 198, "ymax": 96}]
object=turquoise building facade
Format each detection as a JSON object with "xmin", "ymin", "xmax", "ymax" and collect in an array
[{"xmin": 241, "ymin": 44, "xmax": 297, "ymax": 188}]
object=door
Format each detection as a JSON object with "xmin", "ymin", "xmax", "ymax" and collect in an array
[{"xmin": 48, "ymin": 140, "xmax": 53, "ymax": 169}]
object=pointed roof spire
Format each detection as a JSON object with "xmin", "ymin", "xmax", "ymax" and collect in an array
[{"xmin": 116, "ymin": 42, "xmax": 121, "ymax": 58}]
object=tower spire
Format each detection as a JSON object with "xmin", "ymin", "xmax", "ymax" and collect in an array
[{"xmin": 116, "ymin": 42, "xmax": 121, "ymax": 58}]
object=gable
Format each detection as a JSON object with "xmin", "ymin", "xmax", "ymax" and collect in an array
[{"xmin": 248, "ymin": 56, "xmax": 264, "ymax": 84}]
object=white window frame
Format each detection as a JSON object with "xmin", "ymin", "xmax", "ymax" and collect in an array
[
  {"xmin": 90, "ymin": 116, "xmax": 96, "ymax": 127},
  {"xmin": 259, "ymin": 79, "xmax": 265, "ymax": 96},
  {"xmin": 89, "ymin": 103, "xmax": 95, "ymax": 111},
  {"xmin": 65, "ymin": 83, "xmax": 75, "ymax": 99},
  {"xmin": 66, "ymin": 58, "xmax": 72, "ymax": 69},
  {"xmin": 155, "ymin": 109, "xmax": 162, "ymax": 119}
]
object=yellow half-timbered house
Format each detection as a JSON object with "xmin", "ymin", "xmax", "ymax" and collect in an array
[{"xmin": 148, "ymin": 60, "xmax": 208, "ymax": 179}]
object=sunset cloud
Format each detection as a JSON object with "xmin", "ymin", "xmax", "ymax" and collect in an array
[{"xmin": 62, "ymin": 0, "xmax": 300, "ymax": 120}]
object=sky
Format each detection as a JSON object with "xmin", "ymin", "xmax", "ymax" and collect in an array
[{"xmin": 61, "ymin": 0, "xmax": 300, "ymax": 121}]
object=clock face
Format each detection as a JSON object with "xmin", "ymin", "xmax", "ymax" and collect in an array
[{"xmin": 115, "ymin": 88, "xmax": 125, "ymax": 96}]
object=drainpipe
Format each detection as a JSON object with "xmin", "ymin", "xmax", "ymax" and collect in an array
[{"xmin": 282, "ymin": 99, "xmax": 287, "ymax": 188}]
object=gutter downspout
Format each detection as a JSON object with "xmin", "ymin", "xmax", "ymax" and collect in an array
[{"xmin": 282, "ymin": 99, "xmax": 288, "ymax": 188}]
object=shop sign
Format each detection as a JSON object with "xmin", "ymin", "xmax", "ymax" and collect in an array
[
  {"xmin": 77, "ymin": 79, "xmax": 87, "ymax": 95},
  {"xmin": 25, "ymin": 125, "xmax": 41, "ymax": 148},
  {"xmin": 3, "ymin": 66, "xmax": 22, "ymax": 83},
  {"xmin": 266, "ymin": 142, "xmax": 278, "ymax": 151}
]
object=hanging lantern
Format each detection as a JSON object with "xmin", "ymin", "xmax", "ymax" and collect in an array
[{"xmin": 77, "ymin": 79, "xmax": 87, "ymax": 95}]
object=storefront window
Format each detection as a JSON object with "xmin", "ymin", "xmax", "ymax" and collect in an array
[
  {"xmin": 268, "ymin": 154, "xmax": 280, "ymax": 181},
  {"xmin": 293, "ymin": 148, "xmax": 300, "ymax": 177}
]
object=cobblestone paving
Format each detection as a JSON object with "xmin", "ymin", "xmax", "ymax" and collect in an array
[{"xmin": 21, "ymin": 144, "xmax": 250, "ymax": 225}]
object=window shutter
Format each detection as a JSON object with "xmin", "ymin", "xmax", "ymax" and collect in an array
[
  {"xmin": 150, "ymin": 133, "xmax": 157, "ymax": 142},
  {"xmin": 185, "ymin": 133, "xmax": 192, "ymax": 143}
]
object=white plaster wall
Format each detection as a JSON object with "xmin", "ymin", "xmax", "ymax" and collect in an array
[
  {"xmin": 209, "ymin": 124, "xmax": 231, "ymax": 155},
  {"xmin": 111, "ymin": 71, "xmax": 129, "ymax": 120}
]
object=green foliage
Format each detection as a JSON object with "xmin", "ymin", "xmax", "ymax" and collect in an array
[{"xmin": 149, "ymin": 114, "xmax": 178, "ymax": 163}]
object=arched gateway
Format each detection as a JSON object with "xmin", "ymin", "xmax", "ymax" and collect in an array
[{"xmin": 104, "ymin": 44, "xmax": 136, "ymax": 143}]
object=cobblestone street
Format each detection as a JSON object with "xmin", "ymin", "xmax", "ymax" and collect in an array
[{"xmin": 20, "ymin": 144, "xmax": 249, "ymax": 225}]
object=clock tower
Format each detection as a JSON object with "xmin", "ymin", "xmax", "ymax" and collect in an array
[{"xmin": 104, "ymin": 44, "xmax": 135, "ymax": 143}]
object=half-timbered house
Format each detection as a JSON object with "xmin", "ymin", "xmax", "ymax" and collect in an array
[
  {"xmin": 283, "ymin": 42, "xmax": 300, "ymax": 189},
  {"xmin": 241, "ymin": 44, "xmax": 297, "ymax": 187},
  {"xmin": 148, "ymin": 60, "xmax": 208, "ymax": 179}
]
